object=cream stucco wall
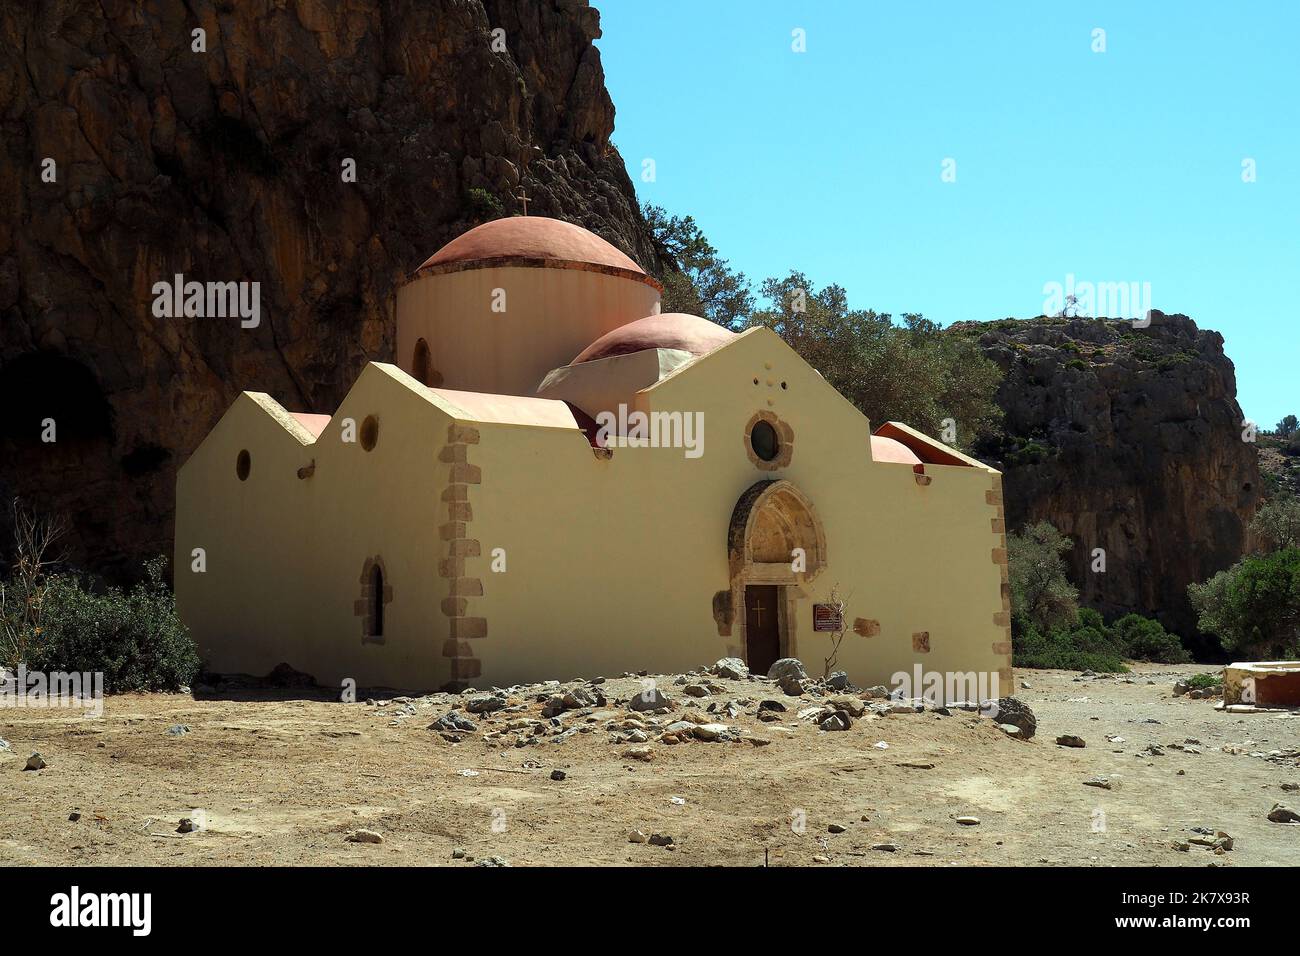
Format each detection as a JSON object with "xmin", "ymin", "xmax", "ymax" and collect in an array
[
  {"xmin": 176, "ymin": 329, "xmax": 1009, "ymax": 696},
  {"xmin": 463, "ymin": 328, "xmax": 1008, "ymax": 692},
  {"xmin": 176, "ymin": 367, "xmax": 454, "ymax": 690},
  {"xmin": 395, "ymin": 265, "xmax": 661, "ymax": 398}
]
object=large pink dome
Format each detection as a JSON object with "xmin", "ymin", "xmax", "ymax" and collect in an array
[{"xmin": 416, "ymin": 216, "xmax": 652, "ymax": 284}]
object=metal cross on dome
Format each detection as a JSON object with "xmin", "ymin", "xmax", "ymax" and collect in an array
[{"xmin": 515, "ymin": 186, "xmax": 530, "ymax": 216}]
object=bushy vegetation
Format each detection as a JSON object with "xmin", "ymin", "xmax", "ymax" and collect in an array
[
  {"xmin": 1250, "ymin": 496, "xmax": 1300, "ymax": 551},
  {"xmin": 1184, "ymin": 672, "xmax": 1221, "ymax": 691},
  {"xmin": 745, "ymin": 274, "xmax": 1003, "ymax": 451},
  {"xmin": 1, "ymin": 500, "xmax": 197, "ymax": 692},
  {"xmin": 1189, "ymin": 547, "xmax": 1300, "ymax": 660},
  {"xmin": 642, "ymin": 202, "xmax": 753, "ymax": 329},
  {"xmin": 33, "ymin": 558, "xmax": 200, "ymax": 691},
  {"xmin": 1008, "ymin": 521, "xmax": 1190, "ymax": 671},
  {"xmin": 642, "ymin": 204, "xmax": 1004, "ymax": 451},
  {"xmin": 1008, "ymin": 522, "xmax": 1078, "ymax": 633},
  {"xmin": 1188, "ymin": 484, "xmax": 1300, "ymax": 660}
]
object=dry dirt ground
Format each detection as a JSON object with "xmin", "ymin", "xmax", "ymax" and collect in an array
[{"xmin": 2, "ymin": 663, "xmax": 1298, "ymax": 867}]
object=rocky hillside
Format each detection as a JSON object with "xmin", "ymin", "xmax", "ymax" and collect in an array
[
  {"xmin": 0, "ymin": 0, "xmax": 659, "ymax": 578},
  {"xmin": 956, "ymin": 312, "xmax": 1261, "ymax": 649}
]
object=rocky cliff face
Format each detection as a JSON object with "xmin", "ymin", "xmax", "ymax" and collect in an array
[
  {"xmin": 957, "ymin": 312, "xmax": 1261, "ymax": 648},
  {"xmin": 0, "ymin": 0, "xmax": 658, "ymax": 578}
]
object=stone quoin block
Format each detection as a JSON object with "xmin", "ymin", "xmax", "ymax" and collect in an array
[
  {"xmin": 441, "ymin": 597, "xmax": 468, "ymax": 617},
  {"xmin": 449, "ymin": 657, "xmax": 482, "ymax": 680},
  {"xmin": 442, "ymin": 639, "xmax": 473, "ymax": 657},
  {"xmin": 441, "ymin": 484, "xmax": 469, "ymax": 502},
  {"xmin": 992, "ymin": 610, "xmax": 1011, "ymax": 627},
  {"xmin": 991, "ymin": 547, "xmax": 1008, "ymax": 565},
  {"xmin": 992, "ymin": 641, "xmax": 1012, "ymax": 656},
  {"xmin": 438, "ymin": 444, "xmax": 468, "ymax": 463},
  {"xmin": 912, "ymin": 631, "xmax": 931, "ymax": 653},
  {"xmin": 449, "ymin": 578, "xmax": 484, "ymax": 597},
  {"xmin": 437, "ymin": 556, "xmax": 464, "ymax": 579},
  {"xmin": 448, "ymin": 538, "xmax": 481, "ymax": 557},
  {"xmin": 447, "ymin": 424, "xmax": 480, "ymax": 445},
  {"xmin": 449, "ymin": 617, "xmax": 487, "ymax": 640},
  {"xmin": 439, "ymin": 521, "xmax": 467, "ymax": 541},
  {"xmin": 853, "ymin": 618, "xmax": 881, "ymax": 637},
  {"xmin": 447, "ymin": 501, "xmax": 473, "ymax": 522},
  {"xmin": 990, "ymin": 517, "xmax": 1005, "ymax": 534},
  {"xmin": 449, "ymin": 463, "xmax": 482, "ymax": 485}
]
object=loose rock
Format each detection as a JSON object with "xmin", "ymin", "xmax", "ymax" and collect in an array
[{"xmin": 1267, "ymin": 803, "xmax": 1300, "ymax": 824}]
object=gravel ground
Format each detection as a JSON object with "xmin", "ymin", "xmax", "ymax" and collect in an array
[{"xmin": 1, "ymin": 662, "xmax": 1297, "ymax": 866}]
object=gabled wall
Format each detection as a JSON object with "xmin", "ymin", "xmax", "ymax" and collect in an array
[{"xmin": 176, "ymin": 365, "xmax": 451, "ymax": 690}]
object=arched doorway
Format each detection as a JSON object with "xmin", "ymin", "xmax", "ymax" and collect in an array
[{"xmin": 726, "ymin": 480, "xmax": 826, "ymax": 675}]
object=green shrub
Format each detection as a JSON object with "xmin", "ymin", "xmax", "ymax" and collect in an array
[
  {"xmin": 1185, "ymin": 672, "xmax": 1221, "ymax": 690},
  {"xmin": 465, "ymin": 187, "xmax": 504, "ymax": 220},
  {"xmin": 31, "ymin": 557, "xmax": 199, "ymax": 692},
  {"xmin": 1111, "ymin": 613, "xmax": 1191, "ymax": 663},
  {"xmin": 1012, "ymin": 612, "xmax": 1128, "ymax": 673},
  {"xmin": 1188, "ymin": 548, "xmax": 1300, "ymax": 659},
  {"xmin": 1007, "ymin": 521, "xmax": 1078, "ymax": 631}
]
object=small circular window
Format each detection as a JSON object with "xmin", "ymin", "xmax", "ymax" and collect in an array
[
  {"xmin": 236, "ymin": 449, "xmax": 251, "ymax": 481},
  {"xmin": 750, "ymin": 420, "xmax": 780, "ymax": 462},
  {"xmin": 361, "ymin": 415, "xmax": 379, "ymax": 451}
]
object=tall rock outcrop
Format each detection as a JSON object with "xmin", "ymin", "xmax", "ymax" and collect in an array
[
  {"xmin": 0, "ymin": 0, "xmax": 659, "ymax": 578},
  {"xmin": 958, "ymin": 312, "xmax": 1261, "ymax": 648}
]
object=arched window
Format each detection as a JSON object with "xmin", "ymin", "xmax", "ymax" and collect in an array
[
  {"xmin": 368, "ymin": 563, "xmax": 384, "ymax": 638},
  {"xmin": 411, "ymin": 338, "xmax": 443, "ymax": 387},
  {"xmin": 412, "ymin": 338, "xmax": 431, "ymax": 386}
]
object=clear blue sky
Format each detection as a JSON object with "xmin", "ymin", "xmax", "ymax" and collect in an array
[{"xmin": 596, "ymin": 0, "xmax": 1298, "ymax": 427}]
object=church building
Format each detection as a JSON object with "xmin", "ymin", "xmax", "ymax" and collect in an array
[{"xmin": 175, "ymin": 217, "xmax": 1013, "ymax": 693}]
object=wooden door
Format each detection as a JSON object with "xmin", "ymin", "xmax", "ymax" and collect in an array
[{"xmin": 745, "ymin": 585, "xmax": 781, "ymax": 676}]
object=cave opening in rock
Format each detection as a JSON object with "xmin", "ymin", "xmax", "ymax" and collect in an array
[{"xmin": 0, "ymin": 353, "xmax": 114, "ymax": 447}]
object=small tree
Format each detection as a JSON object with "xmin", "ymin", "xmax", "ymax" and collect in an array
[
  {"xmin": 1007, "ymin": 521, "xmax": 1079, "ymax": 633},
  {"xmin": 0, "ymin": 498, "xmax": 68, "ymax": 669},
  {"xmin": 821, "ymin": 584, "xmax": 854, "ymax": 679},
  {"xmin": 642, "ymin": 202, "xmax": 753, "ymax": 328},
  {"xmin": 1276, "ymin": 414, "xmax": 1298, "ymax": 439},
  {"xmin": 1188, "ymin": 548, "xmax": 1300, "ymax": 659},
  {"xmin": 1251, "ymin": 497, "xmax": 1300, "ymax": 552}
]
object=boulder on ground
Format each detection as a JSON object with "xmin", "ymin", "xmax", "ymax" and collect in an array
[
  {"xmin": 767, "ymin": 658, "xmax": 808, "ymax": 683},
  {"xmin": 627, "ymin": 688, "xmax": 672, "ymax": 712},
  {"xmin": 711, "ymin": 658, "xmax": 749, "ymax": 681},
  {"xmin": 990, "ymin": 697, "xmax": 1037, "ymax": 739},
  {"xmin": 826, "ymin": 695, "xmax": 866, "ymax": 718},
  {"xmin": 464, "ymin": 693, "xmax": 506, "ymax": 714},
  {"xmin": 431, "ymin": 711, "xmax": 478, "ymax": 734},
  {"xmin": 1267, "ymin": 803, "xmax": 1300, "ymax": 824}
]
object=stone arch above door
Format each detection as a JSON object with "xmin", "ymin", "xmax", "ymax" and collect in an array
[
  {"xmin": 717, "ymin": 480, "xmax": 827, "ymax": 663},
  {"xmin": 727, "ymin": 479, "xmax": 827, "ymax": 583}
]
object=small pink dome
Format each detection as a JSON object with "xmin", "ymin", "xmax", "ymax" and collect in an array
[
  {"xmin": 870, "ymin": 435, "xmax": 923, "ymax": 466},
  {"xmin": 572, "ymin": 313, "xmax": 735, "ymax": 364}
]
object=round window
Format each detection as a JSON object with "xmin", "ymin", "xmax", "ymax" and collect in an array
[
  {"xmin": 236, "ymin": 449, "xmax": 251, "ymax": 481},
  {"xmin": 360, "ymin": 415, "xmax": 379, "ymax": 451},
  {"xmin": 750, "ymin": 420, "xmax": 780, "ymax": 462}
]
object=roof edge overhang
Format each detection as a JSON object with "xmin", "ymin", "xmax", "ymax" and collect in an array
[{"xmin": 410, "ymin": 255, "xmax": 664, "ymax": 292}]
